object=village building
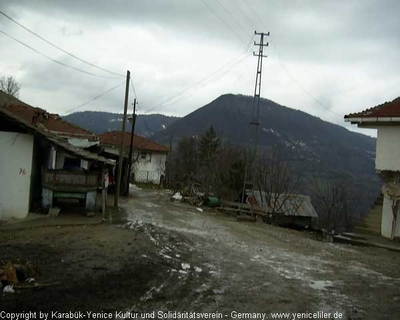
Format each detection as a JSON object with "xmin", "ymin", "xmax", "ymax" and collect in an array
[
  {"xmin": 99, "ymin": 131, "xmax": 169, "ymax": 185},
  {"xmin": 253, "ymin": 192, "xmax": 318, "ymax": 229},
  {"xmin": 0, "ymin": 91, "xmax": 114, "ymax": 220},
  {"xmin": 345, "ymin": 97, "xmax": 400, "ymax": 240}
]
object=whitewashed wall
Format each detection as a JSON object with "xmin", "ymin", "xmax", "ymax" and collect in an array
[
  {"xmin": 0, "ymin": 131, "xmax": 34, "ymax": 219},
  {"xmin": 376, "ymin": 126, "xmax": 400, "ymax": 171},
  {"xmin": 381, "ymin": 195, "xmax": 400, "ymax": 238},
  {"xmin": 133, "ymin": 152, "xmax": 167, "ymax": 184}
]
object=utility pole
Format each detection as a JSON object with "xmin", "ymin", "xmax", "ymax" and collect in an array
[
  {"xmin": 240, "ymin": 31, "xmax": 269, "ymax": 206},
  {"xmin": 250, "ymin": 31, "xmax": 269, "ymax": 160},
  {"xmin": 127, "ymin": 98, "xmax": 137, "ymax": 194},
  {"xmin": 166, "ymin": 132, "xmax": 173, "ymax": 189},
  {"xmin": 114, "ymin": 70, "xmax": 130, "ymax": 208}
]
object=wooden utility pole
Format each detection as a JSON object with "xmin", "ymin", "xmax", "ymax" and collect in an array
[
  {"xmin": 166, "ymin": 132, "xmax": 173, "ymax": 189},
  {"xmin": 127, "ymin": 98, "xmax": 137, "ymax": 193},
  {"xmin": 114, "ymin": 70, "xmax": 130, "ymax": 208}
]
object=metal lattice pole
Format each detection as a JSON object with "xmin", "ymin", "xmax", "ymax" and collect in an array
[{"xmin": 241, "ymin": 31, "xmax": 269, "ymax": 207}]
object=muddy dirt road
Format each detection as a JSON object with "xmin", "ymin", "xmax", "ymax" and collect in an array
[{"xmin": 1, "ymin": 189, "xmax": 400, "ymax": 319}]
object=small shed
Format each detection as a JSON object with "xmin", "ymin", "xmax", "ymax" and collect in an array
[{"xmin": 253, "ymin": 191, "xmax": 318, "ymax": 228}]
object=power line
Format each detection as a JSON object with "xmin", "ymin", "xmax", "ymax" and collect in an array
[
  {"xmin": 269, "ymin": 40, "xmax": 342, "ymax": 117},
  {"xmin": 243, "ymin": 0, "xmax": 269, "ymax": 31},
  {"xmin": 127, "ymin": 77, "xmax": 153, "ymax": 136},
  {"xmin": 65, "ymin": 80, "xmax": 125, "ymax": 114},
  {"xmin": 214, "ymin": 0, "xmax": 249, "ymax": 40},
  {"xmin": 231, "ymin": 0, "xmax": 258, "ymax": 31},
  {"xmin": 0, "ymin": 29, "xmax": 118, "ymax": 79},
  {"xmin": 130, "ymin": 78, "xmax": 138, "ymax": 100},
  {"xmin": 201, "ymin": 0, "xmax": 247, "ymax": 44},
  {"xmin": 0, "ymin": 10, "xmax": 124, "ymax": 77},
  {"xmin": 279, "ymin": 62, "xmax": 342, "ymax": 117},
  {"xmin": 143, "ymin": 35, "xmax": 254, "ymax": 114},
  {"xmin": 145, "ymin": 51, "xmax": 252, "ymax": 114},
  {"xmin": 232, "ymin": 55, "xmax": 253, "ymax": 90}
]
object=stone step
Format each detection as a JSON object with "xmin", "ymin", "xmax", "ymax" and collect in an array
[
  {"xmin": 354, "ymin": 225, "xmax": 381, "ymax": 235},
  {"xmin": 357, "ymin": 220, "xmax": 381, "ymax": 230},
  {"xmin": 354, "ymin": 195, "xmax": 383, "ymax": 236},
  {"xmin": 363, "ymin": 216, "xmax": 382, "ymax": 225}
]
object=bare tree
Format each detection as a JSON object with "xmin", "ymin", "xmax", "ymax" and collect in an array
[
  {"xmin": 254, "ymin": 152, "xmax": 301, "ymax": 219},
  {"xmin": 309, "ymin": 174, "xmax": 362, "ymax": 232},
  {"xmin": 0, "ymin": 76, "xmax": 20, "ymax": 98}
]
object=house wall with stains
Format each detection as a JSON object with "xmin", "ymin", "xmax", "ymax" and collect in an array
[
  {"xmin": 376, "ymin": 126, "xmax": 400, "ymax": 171},
  {"xmin": 381, "ymin": 196, "xmax": 400, "ymax": 239},
  {"xmin": 132, "ymin": 151, "xmax": 167, "ymax": 184},
  {"xmin": 0, "ymin": 131, "xmax": 34, "ymax": 219}
]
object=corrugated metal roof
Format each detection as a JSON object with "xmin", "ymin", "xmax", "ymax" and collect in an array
[
  {"xmin": 253, "ymin": 191, "xmax": 318, "ymax": 218},
  {"xmin": 0, "ymin": 107, "xmax": 115, "ymax": 166}
]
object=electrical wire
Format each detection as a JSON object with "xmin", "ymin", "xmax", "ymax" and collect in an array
[
  {"xmin": 0, "ymin": 10, "xmax": 124, "ymax": 77},
  {"xmin": 269, "ymin": 40, "xmax": 342, "ymax": 117},
  {"xmin": 231, "ymin": 0, "xmax": 258, "ymax": 32},
  {"xmin": 65, "ymin": 80, "xmax": 125, "ymax": 114},
  {"xmin": 243, "ymin": 0, "xmax": 269, "ymax": 32},
  {"xmin": 130, "ymin": 78, "xmax": 138, "ymax": 100},
  {"xmin": 214, "ymin": 0, "xmax": 249, "ymax": 40},
  {"xmin": 144, "ymin": 56, "xmax": 250, "ymax": 113},
  {"xmin": 144, "ymin": 50, "xmax": 252, "ymax": 114},
  {"xmin": 279, "ymin": 61, "xmax": 342, "ymax": 117},
  {"xmin": 201, "ymin": 0, "xmax": 247, "ymax": 44},
  {"xmin": 238, "ymin": 1, "xmax": 340, "ymax": 118},
  {"xmin": 232, "ymin": 54, "xmax": 253, "ymax": 90},
  {"xmin": 143, "ymin": 34, "xmax": 254, "ymax": 114},
  {"xmin": 0, "ymin": 29, "xmax": 119, "ymax": 79}
]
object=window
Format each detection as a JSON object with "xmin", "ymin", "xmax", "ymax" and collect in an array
[
  {"xmin": 63, "ymin": 157, "xmax": 81, "ymax": 169},
  {"xmin": 140, "ymin": 152, "xmax": 152, "ymax": 162}
]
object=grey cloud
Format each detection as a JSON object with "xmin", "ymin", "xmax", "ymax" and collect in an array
[{"xmin": 0, "ymin": 0, "xmax": 399, "ymax": 138}]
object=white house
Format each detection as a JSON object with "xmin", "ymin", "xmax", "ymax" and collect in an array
[
  {"xmin": 99, "ymin": 131, "xmax": 169, "ymax": 184},
  {"xmin": 0, "ymin": 92, "xmax": 114, "ymax": 220},
  {"xmin": 345, "ymin": 97, "xmax": 400, "ymax": 240}
]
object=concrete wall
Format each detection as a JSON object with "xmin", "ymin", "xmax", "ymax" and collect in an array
[
  {"xmin": 381, "ymin": 195, "xmax": 400, "ymax": 239},
  {"xmin": 133, "ymin": 152, "xmax": 167, "ymax": 184},
  {"xmin": 376, "ymin": 126, "xmax": 400, "ymax": 171},
  {"xmin": 0, "ymin": 131, "xmax": 34, "ymax": 220}
]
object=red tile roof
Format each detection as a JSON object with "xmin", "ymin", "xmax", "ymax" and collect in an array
[
  {"xmin": 345, "ymin": 97, "xmax": 400, "ymax": 118},
  {"xmin": 0, "ymin": 106, "xmax": 114, "ymax": 165},
  {"xmin": 99, "ymin": 131, "xmax": 169, "ymax": 153},
  {"xmin": 0, "ymin": 91, "xmax": 98, "ymax": 141}
]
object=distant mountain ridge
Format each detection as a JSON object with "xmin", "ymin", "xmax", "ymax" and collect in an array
[
  {"xmin": 153, "ymin": 94, "xmax": 375, "ymax": 172},
  {"xmin": 64, "ymin": 94, "xmax": 381, "ymax": 213},
  {"xmin": 63, "ymin": 111, "xmax": 179, "ymax": 137},
  {"xmin": 151, "ymin": 94, "xmax": 381, "ymax": 211}
]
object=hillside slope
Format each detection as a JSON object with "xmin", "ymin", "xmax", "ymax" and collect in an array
[
  {"xmin": 153, "ymin": 94, "xmax": 376, "ymax": 175},
  {"xmin": 63, "ymin": 111, "xmax": 179, "ymax": 136},
  {"xmin": 152, "ymin": 94, "xmax": 381, "ymax": 211}
]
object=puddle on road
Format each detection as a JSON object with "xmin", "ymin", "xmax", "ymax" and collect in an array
[{"xmin": 309, "ymin": 280, "xmax": 334, "ymax": 290}]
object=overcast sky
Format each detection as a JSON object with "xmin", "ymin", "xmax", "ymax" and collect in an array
[{"xmin": 1, "ymin": 0, "xmax": 399, "ymax": 136}]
